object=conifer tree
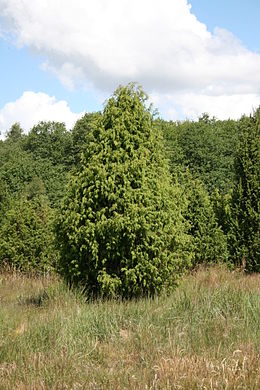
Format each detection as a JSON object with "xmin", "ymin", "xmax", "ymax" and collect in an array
[
  {"xmin": 72, "ymin": 112, "xmax": 102, "ymax": 166},
  {"xmin": 178, "ymin": 171, "xmax": 228, "ymax": 265},
  {"xmin": 230, "ymin": 109, "xmax": 260, "ymax": 271},
  {"xmin": 0, "ymin": 179, "xmax": 56, "ymax": 273},
  {"xmin": 56, "ymin": 84, "xmax": 190, "ymax": 297}
]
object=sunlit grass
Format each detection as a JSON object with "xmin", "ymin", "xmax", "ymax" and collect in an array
[{"xmin": 0, "ymin": 266, "xmax": 260, "ymax": 389}]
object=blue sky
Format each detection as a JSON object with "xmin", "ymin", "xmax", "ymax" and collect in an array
[
  {"xmin": 190, "ymin": 0, "xmax": 260, "ymax": 52},
  {"xmin": 0, "ymin": 39, "xmax": 100, "ymax": 112},
  {"xmin": 0, "ymin": 0, "xmax": 260, "ymax": 135}
]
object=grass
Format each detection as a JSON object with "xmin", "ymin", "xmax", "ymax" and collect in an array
[{"xmin": 0, "ymin": 266, "xmax": 260, "ymax": 389}]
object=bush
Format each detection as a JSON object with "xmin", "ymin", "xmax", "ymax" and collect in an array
[
  {"xmin": 230, "ymin": 109, "xmax": 260, "ymax": 271},
  {"xmin": 0, "ymin": 179, "xmax": 56, "ymax": 273},
  {"xmin": 178, "ymin": 171, "xmax": 229, "ymax": 266},
  {"xmin": 56, "ymin": 84, "xmax": 190, "ymax": 298}
]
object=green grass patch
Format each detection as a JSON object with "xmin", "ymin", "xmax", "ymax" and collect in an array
[{"xmin": 0, "ymin": 266, "xmax": 260, "ymax": 389}]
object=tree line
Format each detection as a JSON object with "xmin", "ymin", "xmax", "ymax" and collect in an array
[{"xmin": 0, "ymin": 84, "xmax": 259, "ymax": 297}]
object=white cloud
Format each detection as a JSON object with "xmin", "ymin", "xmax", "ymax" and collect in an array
[
  {"xmin": 0, "ymin": 92, "xmax": 83, "ymax": 138},
  {"xmin": 151, "ymin": 92, "xmax": 260, "ymax": 120},
  {"xmin": 0, "ymin": 0, "xmax": 260, "ymax": 119}
]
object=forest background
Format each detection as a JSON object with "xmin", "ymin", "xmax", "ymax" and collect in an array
[{"xmin": 0, "ymin": 84, "xmax": 259, "ymax": 296}]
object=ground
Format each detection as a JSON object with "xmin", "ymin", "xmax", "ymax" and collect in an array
[{"xmin": 0, "ymin": 266, "xmax": 260, "ymax": 389}]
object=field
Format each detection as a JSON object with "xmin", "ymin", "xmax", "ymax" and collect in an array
[{"xmin": 0, "ymin": 266, "xmax": 260, "ymax": 389}]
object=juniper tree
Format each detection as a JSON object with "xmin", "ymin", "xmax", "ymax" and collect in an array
[
  {"xmin": 178, "ymin": 171, "xmax": 228, "ymax": 266},
  {"xmin": 56, "ymin": 84, "xmax": 190, "ymax": 298},
  {"xmin": 0, "ymin": 178, "xmax": 56, "ymax": 273},
  {"xmin": 230, "ymin": 109, "xmax": 260, "ymax": 271}
]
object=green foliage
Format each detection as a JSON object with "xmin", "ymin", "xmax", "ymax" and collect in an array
[
  {"xmin": 0, "ymin": 145, "xmax": 37, "ymax": 195},
  {"xmin": 212, "ymin": 188, "xmax": 233, "ymax": 238},
  {"xmin": 230, "ymin": 110, "xmax": 260, "ymax": 271},
  {"xmin": 6, "ymin": 122, "xmax": 24, "ymax": 142},
  {"xmin": 24, "ymin": 121, "xmax": 73, "ymax": 169},
  {"xmin": 161, "ymin": 116, "xmax": 239, "ymax": 193},
  {"xmin": 0, "ymin": 86, "xmax": 258, "ymax": 278},
  {"xmin": 0, "ymin": 139, "xmax": 68, "ymax": 207},
  {"xmin": 0, "ymin": 180, "xmax": 56, "ymax": 273},
  {"xmin": 0, "ymin": 179, "xmax": 10, "ymax": 224},
  {"xmin": 28, "ymin": 158, "xmax": 69, "ymax": 207},
  {"xmin": 57, "ymin": 84, "xmax": 190, "ymax": 298},
  {"xmin": 72, "ymin": 112, "xmax": 102, "ymax": 166},
  {"xmin": 179, "ymin": 171, "xmax": 228, "ymax": 265}
]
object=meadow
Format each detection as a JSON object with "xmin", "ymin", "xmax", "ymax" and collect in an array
[{"xmin": 0, "ymin": 266, "xmax": 260, "ymax": 389}]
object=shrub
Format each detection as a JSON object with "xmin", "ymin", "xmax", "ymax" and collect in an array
[
  {"xmin": 230, "ymin": 109, "xmax": 260, "ymax": 271},
  {"xmin": 178, "ymin": 171, "xmax": 229, "ymax": 266},
  {"xmin": 56, "ymin": 84, "xmax": 190, "ymax": 298},
  {"xmin": 0, "ymin": 179, "xmax": 56, "ymax": 273}
]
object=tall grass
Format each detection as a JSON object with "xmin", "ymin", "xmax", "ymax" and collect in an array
[{"xmin": 0, "ymin": 266, "xmax": 260, "ymax": 389}]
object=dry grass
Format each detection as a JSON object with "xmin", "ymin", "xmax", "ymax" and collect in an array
[{"xmin": 0, "ymin": 265, "xmax": 260, "ymax": 389}]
